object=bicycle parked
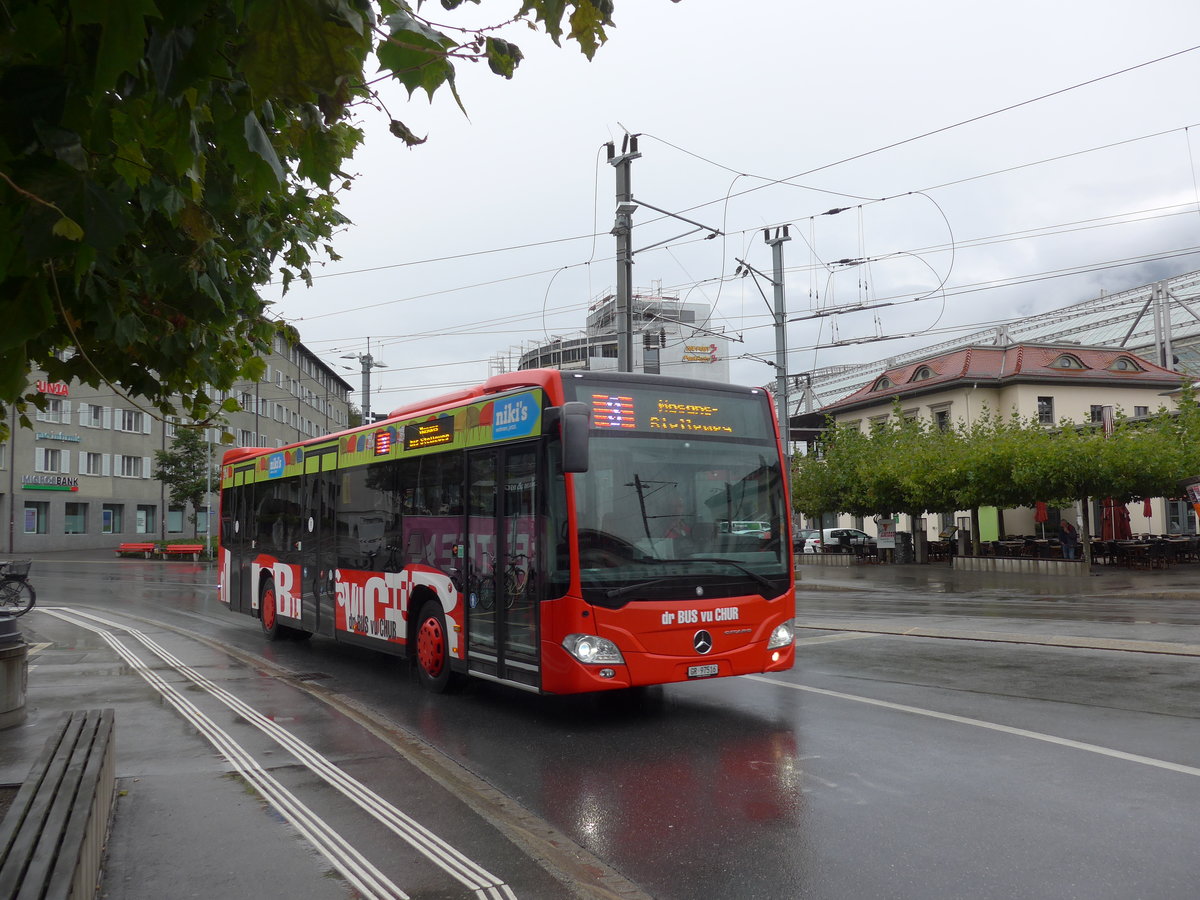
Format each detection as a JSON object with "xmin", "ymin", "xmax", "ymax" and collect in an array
[
  {"xmin": 0, "ymin": 559, "xmax": 35, "ymax": 617},
  {"xmin": 469, "ymin": 550, "xmax": 531, "ymax": 611}
]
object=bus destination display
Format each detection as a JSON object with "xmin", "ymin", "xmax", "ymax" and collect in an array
[
  {"xmin": 588, "ymin": 387, "xmax": 765, "ymax": 437},
  {"xmin": 404, "ymin": 418, "xmax": 454, "ymax": 451},
  {"xmin": 591, "ymin": 394, "xmax": 636, "ymax": 429}
]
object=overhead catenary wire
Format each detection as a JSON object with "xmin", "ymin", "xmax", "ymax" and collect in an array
[{"xmin": 265, "ymin": 45, "xmax": 1200, "ymax": 396}]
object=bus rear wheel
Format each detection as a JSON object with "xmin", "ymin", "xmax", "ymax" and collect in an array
[
  {"xmin": 414, "ymin": 600, "xmax": 453, "ymax": 692},
  {"xmin": 260, "ymin": 577, "xmax": 288, "ymax": 641}
]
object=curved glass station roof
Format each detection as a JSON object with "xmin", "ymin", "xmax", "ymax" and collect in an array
[{"xmin": 806, "ymin": 269, "xmax": 1200, "ymax": 411}]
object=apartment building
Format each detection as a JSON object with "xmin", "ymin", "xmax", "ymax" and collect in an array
[{"xmin": 2, "ymin": 335, "xmax": 353, "ymax": 553}]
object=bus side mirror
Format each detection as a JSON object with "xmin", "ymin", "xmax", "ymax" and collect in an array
[{"xmin": 546, "ymin": 402, "xmax": 590, "ymax": 473}]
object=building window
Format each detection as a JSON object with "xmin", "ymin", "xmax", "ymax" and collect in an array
[
  {"xmin": 81, "ymin": 403, "xmax": 105, "ymax": 428},
  {"xmin": 910, "ymin": 366, "xmax": 935, "ymax": 382},
  {"xmin": 933, "ymin": 409, "xmax": 951, "ymax": 432},
  {"xmin": 84, "ymin": 452, "xmax": 105, "ymax": 476},
  {"xmin": 36, "ymin": 397, "xmax": 65, "ymax": 423},
  {"xmin": 64, "ymin": 502, "xmax": 88, "ymax": 534},
  {"xmin": 238, "ymin": 429, "xmax": 253, "ymax": 447},
  {"xmin": 1090, "ymin": 405, "xmax": 1106, "ymax": 424},
  {"xmin": 119, "ymin": 455, "xmax": 144, "ymax": 478},
  {"xmin": 102, "ymin": 504, "xmax": 123, "ymax": 534},
  {"xmin": 168, "ymin": 506, "xmax": 186, "ymax": 534},
  {"xmin": 1050, "ymin": 354, "xmax": 1087, "ymax": 370},
  {"xmin": 1134, "ymin": 406, "xmax": 1149, "ymax": 418},
  {"xmin": 1037, "ymin": 396, "xmax": 1054, "ymax": 425},
  {"xmin": 872, "ymin": 376, "xmax": 894, "ymax": 391},
  {"xmin": 24, "ymin": 502, "xmax": 49, "ymax": 534},
  {"xmin": 1167, "ymin": 500, "xmax": 1196, "ymax": 534},
  {"xmin": 36, "ymin": 447, "xmax": 66, "ymax": 473},
  {"xmin": 118, "ymin": 409, "xmax": 144, "ymax": 432},
  {"xmin": 136, "ymin": 505, "xmax": 157, "ymax": 535},
  {"xmin": 1109, "ymin": 356, "xmax": 1144, "ymax": 372}
]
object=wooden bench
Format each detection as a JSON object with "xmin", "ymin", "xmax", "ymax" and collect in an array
[
  {"xmin": 162, "ymin": 544, "xmax": 204, "ymax": 561},
  {"xmin": 0, "ymin": 709, "xmax": 117, "ymax": 900},
  {"xmin": 115, "ymin": 542, "xmax": 157, "ymax": 558}
]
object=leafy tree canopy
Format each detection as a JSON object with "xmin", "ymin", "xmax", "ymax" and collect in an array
[
  {"xmin": 0, "ymin": 0, "xmax": 622, "ymax": 438},
  {"xmin": 792, "ymin": 389, "xmax": 1200, "ymax": 522}
]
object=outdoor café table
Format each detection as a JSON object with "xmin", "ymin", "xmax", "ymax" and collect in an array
[
  {"xmin": 997, "ymin": 541, "xmax": 1024, "ymax": 557},
  {"xmin": 1161, "ymin": 538, "xmax": 1190, "ymax": 563},
  {"xmin": 1114, "ymin": 542, "xmax": 1152, "ymax": 568}
]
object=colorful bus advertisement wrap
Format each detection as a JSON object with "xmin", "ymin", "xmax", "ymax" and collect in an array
[{"xmin": 219, "ymin": 372, "xmax": 795, "ymax": 695}]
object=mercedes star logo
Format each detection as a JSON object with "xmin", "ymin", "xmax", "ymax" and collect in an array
[{"xmin": 694, "ymin": 630, "xmax": 713, "ymax": 654}]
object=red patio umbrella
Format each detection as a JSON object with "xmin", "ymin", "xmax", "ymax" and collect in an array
[
  {"xmin": 1117, "ymin": 505, "xmax": 1133, "ymax": 540},
  {"xmin": 1143, "ymin": 497, "xmax": 1153, "ymax": 519},
  {"xmin": 1034, "ymin": 501, "xmax": 1048, "ymax": 538},
  {"xmin": 1101, "ymin": 498, "xmax": 1115, "ymax": 540}
]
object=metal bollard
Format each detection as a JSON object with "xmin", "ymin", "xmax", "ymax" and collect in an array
[{"xmin": 0, "ymin": 618, "xmax": 28, "ymax": 729}]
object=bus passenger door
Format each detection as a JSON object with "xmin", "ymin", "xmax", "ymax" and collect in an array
[
  {"xmin": 466, "ymin": 446, "xmax": 541, "ymax": 690},
  {"xmin": 300, "ymin": 452, "xmax": 338, "ymax": 637},
  {"xmin": 224, "ymin": 469, "xmax": 255, "ymax": 615}
]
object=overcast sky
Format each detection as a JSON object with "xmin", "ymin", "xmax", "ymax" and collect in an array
[{"xmin": 262, "ymin": 0, "xmax": 1200, "ymax": 413}]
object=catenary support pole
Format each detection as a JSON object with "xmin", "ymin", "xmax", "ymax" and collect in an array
[
  {"xmin": 766, "ymin": 226, "xmax": 791, "ymax": 443},
  {"xmin": 608, "ymin": 136, "xmax": 641, "ymax": 373}
]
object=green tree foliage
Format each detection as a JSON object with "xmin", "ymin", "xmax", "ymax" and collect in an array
[
  {"xmin": 0, "ymin": 0, "xmax": 618, "ymax": 438},
  {"xmin": 793, "ymin": 388, "xmax": 1200, "ymax": 522},
  {"xmin": 154, "ymin": 425, "xmax": 216, "ymax": 537}
]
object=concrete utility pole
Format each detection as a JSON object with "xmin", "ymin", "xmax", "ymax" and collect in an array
[
  {"xmin": 607, "ymin": 135, "xmax": 641, "ymax": 373},
  {"xmin": 765, "ymin": 226, "xmax": 791, "ymax": 443},
  {"xmin": 341, "ymin": 342, "xmax": 387, "ymax": 422}
]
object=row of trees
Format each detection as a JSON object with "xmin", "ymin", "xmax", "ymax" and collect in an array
[{"xmin": 791, "ymin": 391, "xmax": 1200, "ymax": 551}]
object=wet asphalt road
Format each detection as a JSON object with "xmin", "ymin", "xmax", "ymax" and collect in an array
[{"xmin": 9, "ymin": 558, "xmax": 1200, "ymax": 899}]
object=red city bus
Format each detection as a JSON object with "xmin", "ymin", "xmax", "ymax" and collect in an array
[{"xmin": 218, "ymin": 369, "xmax": 795, "ymax": 694}]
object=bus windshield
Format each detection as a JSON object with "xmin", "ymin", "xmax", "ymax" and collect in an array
[{"xmin": 564, "ymin": 378, "xmax": 789, "ymax": 606}]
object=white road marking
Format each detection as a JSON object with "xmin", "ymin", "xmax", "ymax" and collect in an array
[
  {"xmin": 42, "ymin": 608, "xmax": 518, "ymax": 900},
  {"xmin": 41, "ymin": 609, "xmax": 408, "ymax": 900},
  {"xmin": 795, "ymin": 632, "xmax": 876, "ymax": 646},
  {"xmin": 748, "ymin": 674, "xmax": 1200, "ymax": 779}
]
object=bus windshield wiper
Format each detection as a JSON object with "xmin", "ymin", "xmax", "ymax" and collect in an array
[
  {"xmin": 606, "ymin": 578, "xmax": 671, "ymax": 600},
  {"xmin": 660, "ymin": 557, "xmax": 777, "ymax": 596}
]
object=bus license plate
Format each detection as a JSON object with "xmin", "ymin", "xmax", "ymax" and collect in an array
[{"xmin": 688, "ymin": 664, "xmax": 719, "ymax": 679}]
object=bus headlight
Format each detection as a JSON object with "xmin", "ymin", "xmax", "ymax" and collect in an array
[
  {"xmin": 562, "ymin": 634, "xmax": 625, "ymax": 665},
  {"xmin": 767, "ymin": 620, "xmax": 794, "ymax": 650}
]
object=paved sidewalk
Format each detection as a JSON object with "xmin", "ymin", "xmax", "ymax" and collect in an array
[
  {"xmin": 794, "ymin": 557, "xmax": 1200, "ymax": 655},
  {"xmin": 797, "ymin": 556, "xmax": 1200, "ymax": 600}
]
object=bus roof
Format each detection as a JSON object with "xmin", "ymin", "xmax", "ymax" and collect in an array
[
  {"xmin": 386, "ymin": 369, "xmax": 563, "ymax": 419},
  {"xmin": 219, "ymin": 368, "xmax": 774, "ymax": 468}
]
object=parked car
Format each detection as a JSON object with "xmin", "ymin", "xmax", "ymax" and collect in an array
[
  {"xmin": 794, "ymin": 529, "xmax": 820, "ymax": 553},
  {"xmin": 804, "ymin": 528, "xmax": 876, "ymax": 554}
]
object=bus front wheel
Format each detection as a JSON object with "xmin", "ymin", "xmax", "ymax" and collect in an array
[{"xmin": 414, "ymin": 600, "xmax": 453, "ymax": 692}]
